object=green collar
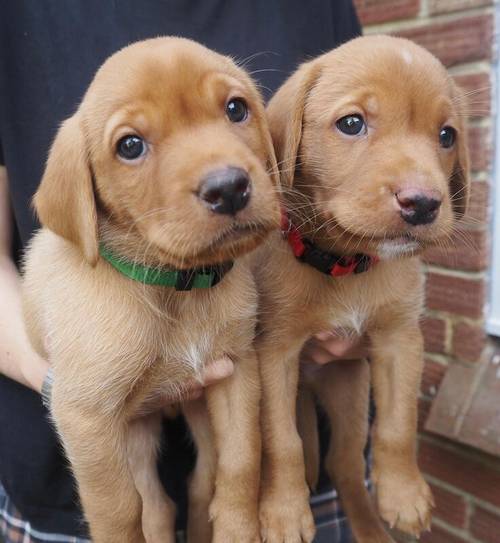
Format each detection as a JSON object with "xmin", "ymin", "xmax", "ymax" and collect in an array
[{"xmin": 99, "ymin": 244, "xmax": 233, "ymax": 291}]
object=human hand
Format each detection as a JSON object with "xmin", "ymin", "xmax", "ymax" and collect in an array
[
  {"xmin": 179, "ymin": 356, "xmax": 234, "ymax": 401},
  {"xmin": 19, "ymin": 353, "xmax": 50, "ymax": 394},
  {"xmin": 300, "ymin": 330, "xmax": 370, "ymax": 366}
]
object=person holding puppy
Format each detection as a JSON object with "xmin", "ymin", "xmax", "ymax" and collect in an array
[{"xmin": 0, "ymin": 1, "xmax": 366, "ymax": 542}]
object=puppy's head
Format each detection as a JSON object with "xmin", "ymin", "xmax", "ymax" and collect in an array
[
  {"xmin": 268, "ymin": 35, "xmax": 470, "ymax": 259},
  {"xmin": 34, "ymin": 37, "xmax": 280, "ymax": 268}
]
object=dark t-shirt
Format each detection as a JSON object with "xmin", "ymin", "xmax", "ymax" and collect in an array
[{"xmin": 0, "ymin": 1, "xmax": 361, "ymax": 536}]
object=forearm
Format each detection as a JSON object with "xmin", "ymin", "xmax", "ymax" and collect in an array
[{"xmin": 0, "ymin": 254, "xmax": 48, "ymax": 392}]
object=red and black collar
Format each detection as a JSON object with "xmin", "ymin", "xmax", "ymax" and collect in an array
[{"xmin": 281, "ymin": 212, "xmax": 378, "ymax": 278}]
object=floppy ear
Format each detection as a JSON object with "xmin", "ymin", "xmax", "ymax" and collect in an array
[
  {"xmin": 266, "ymin": 60, "xmax": 321, "ymax": 187},
  {"xmin": 449, "ymin": 84, "xmax": 471, "ymax": 219},
  {"xmin": 33, "ymin": 114, "xmax": 99, "ymax": 265}
]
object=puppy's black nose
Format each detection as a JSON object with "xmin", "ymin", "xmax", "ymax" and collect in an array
[
  {"xmin": 198, "ymin": 167, "xmax": 251, "ymax": 215},
  {"xmin": 396, "ymin": 188, "xmax": 442, "ymax": 226}
]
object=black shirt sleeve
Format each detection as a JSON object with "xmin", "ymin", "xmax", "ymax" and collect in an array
[{"xmin": 332, "ymin": 0, "xmax": 363, "ymax": 47}]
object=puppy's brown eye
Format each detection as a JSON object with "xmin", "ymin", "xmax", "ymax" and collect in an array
[
  {"xmin": 439, "ymin": 126, "xmax": 456, "ymax": 149},
  {"xmin": 116, "ymin": 135, "xmax": 147, "ymax": 161},
  {"xmin": 226, "ymin": 98, "xmax": 248, "ymax": 123},
  {"xmin": 336, "ymin": 114, "xmax": 366, "ymax": 136}
]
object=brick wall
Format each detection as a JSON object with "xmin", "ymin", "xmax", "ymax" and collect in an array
[{"xmin": 353, "ymin": 1, "xmax": 500, "ymax": 541}]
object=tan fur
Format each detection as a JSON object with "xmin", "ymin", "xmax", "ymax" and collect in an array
[
  {"xmin": 22, "ymin": 37, "xmax": 280, "ymax": 543},
  {"xmin": 255, "ymin": 35, "xmax": 469, "ymax": 542}
]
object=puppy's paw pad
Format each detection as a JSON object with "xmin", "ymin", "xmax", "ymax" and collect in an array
[
  {"xmin": 259, "ymin": 493, "xmax": 315, "ymax": 543},
  {"xmin": 375, "ymin": 470, "xmax": 434, "ymax": 536}
]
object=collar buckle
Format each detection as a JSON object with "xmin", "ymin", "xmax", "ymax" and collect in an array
[
  {"xmin": 280, "ymin": 213, "xmax": 378, "ymax": 279},
  {"xmin": 331, "ymin": 256, "xmax": 357, "ymax": 277},
  {"xmin": 175, "ymin": 269, "xmax": 197, "ymax": 291},
  {"xmin": 174, "ymin": 262, "xmax": 234, "ymax": 291},
  {"xmin": 300, "ymin": 240, "xmax": 338, "ymax": 275}
]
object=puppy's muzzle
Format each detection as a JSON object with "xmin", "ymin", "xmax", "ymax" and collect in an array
[
  {"xmin": 198, "ymin": 167, "xmax": 251, "ymax": 216},
  {"xmin": 396, "ymin": 187, "xmax": 442, "ymax": 226}
]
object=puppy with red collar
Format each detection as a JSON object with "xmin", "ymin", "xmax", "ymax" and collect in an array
[{"xmin": 254, "ymin": 35, "xmax": 469, "ymax": 543}]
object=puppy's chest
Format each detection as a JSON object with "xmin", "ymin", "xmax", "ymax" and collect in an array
[
  {"xmin": 313, "ymin": 278, "xmax": 385, "ymax": 337},
  {"xmin": 155, "ymin": 284, "xmax": 256, "ymax": 372},
  {"xmin": 160, "ymin": 322, "xmax": 222, "ymax": 371},
  {"xmin": 326, "ymin": 307, "xmax": 369, "ymax": 336}
]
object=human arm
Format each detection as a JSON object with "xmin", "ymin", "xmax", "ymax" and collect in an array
[{"xmin": 0, "ymin": 165, "xmax": 49, "ymax": 392}]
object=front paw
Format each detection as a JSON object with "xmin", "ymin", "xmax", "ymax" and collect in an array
[
  {"xmin": 373, "ymin": 466, "xmax": 434, "ymax": 536},
  {"xmin": 210, "ymin": 498, "xmax": 260, "ymax": 543},
  {"xmin": 259, "ymin": 487, "xmax": 315, "ymax": 543}
]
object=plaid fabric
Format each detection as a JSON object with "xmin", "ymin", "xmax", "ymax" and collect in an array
[
  {"xmin": 0, "ymin": 482, "xmax": 89, "ymax": 543},
  {"xmin": 311, "ymin": 488, "xmax": 354, "ymax": 543},
  {"xmin": 1, "ymin": 480, "xmax": 357, "ymax": 543}
]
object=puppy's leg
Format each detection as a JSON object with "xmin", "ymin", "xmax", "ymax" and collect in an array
[
  {"xmin": 183, "ymin": 398, "xmax": 216, "ymax": 543},
  {"xmin": 296, "ymin": 385, "xmax": 320, "ymax": 491},
  {"xmin": 204, "ymin": 349, "xmax": 261, "ymax": 543},
  {"xmin": 369, "ymin": 322, "xmax": 434, "ymax": 536},
  {"xmin": 51, "ymin": 391, "xmax": 145, "ymax": 543},
  {"xmin": 128, "ymin": 414, "xmax": 176, "ymax": 543},
  {"xmin": 312, "ymin": 360, "xmax": 394, "ymax": 543},
  {"xmin": 258, "ymin": 342, "xmax": 315, "ymax": 543}
]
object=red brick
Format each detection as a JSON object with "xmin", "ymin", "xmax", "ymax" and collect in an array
[
  {"xmin": 425, "ymin": 273, "xmax": 485, "ymax": 318},
  {"xmin": 423, "ymin": 229, "xmax": 488, "ymax": 272},
  {"xmin": 419, "ymin": 440, "xmax": 500, "ymax": 507},
  {"xmin": 354, "ymin": 0, "xmax": 419, "ymax": 25},
  {"xmin": 397, "ymin": 15, "xmax": 493, "ymax": 67},
  {"xmin": 467, "ymin": 180, "xmax": 490, "ymax": 223},
  {"xmin": 453, "ymin": 72, "xmax": 491, "ymax": 119},
  {"xmin": 429, "ymin": 0, "xmax": 493, "ymax": 15},
  {"xmin": 418, "ymin": 397, "xmax": 432, "ymax": 430},
  {"xmin": 429, "ymin": 483, "xmax": 467, "ymax": 529},
  {"xmin": 469, "ymin": 125, "xmax": 492, "ymax": 173},
  {"xmin": 422, "ymin": 359, "xmax": 447, "ymax": 395},
  {"xmin": 471, "ymin": 505, "xmax": 500, "ymax": 543},
  {"xmin": 421, "ymin": 525, "xmax": 467, "ymax": 542},
  {"xmin": 422, "ymin": 318, "xmax": 447, "ymax": 354},
  {"xmin": 452, "ymin": 321, "xmax": 486, "ymax": 362}
]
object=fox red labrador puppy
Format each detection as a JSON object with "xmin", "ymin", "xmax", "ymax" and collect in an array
[
  {"xmin": 255, "ymin": 35, "xmax": 469, "ymax": 542},
  {"xmin": 23, "ymin": 37, "xmax": 280, "ymax": 543}
]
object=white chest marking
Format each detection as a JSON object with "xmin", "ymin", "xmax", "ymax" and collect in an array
[
  {"xmin": 174, "ymin": 336, "xmax": 214, "ymax": 373},
  {"xmin": 377, "ymin": 239, "xmax": 420, "ymax": 260},
  {"xmin": 331, "ymin": 309, "xmax": 367, "ymax": 337}
]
